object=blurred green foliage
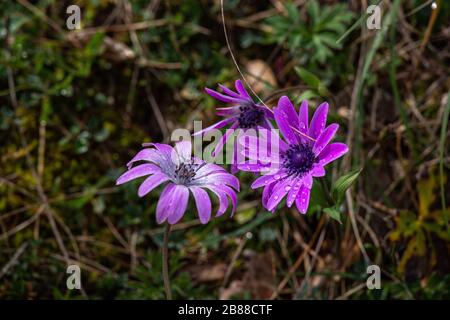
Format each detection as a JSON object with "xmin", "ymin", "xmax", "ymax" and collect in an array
[
  {"xmin": 264, "ymin": 1, "xmax": 353, "ymax": 65},
  {"xmin": 390, "ymin": 172, "xmax": 449, "ymax": 273}
]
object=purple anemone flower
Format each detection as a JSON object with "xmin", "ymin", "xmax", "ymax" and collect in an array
[
  {"xmin": 194, "ymin": 80, "xmax": 274, "ymax": 171},
  {"xmin": 238, "ymin": 96, "xmax": 348, "ymax": 214},
  {"xmin": 116, "ymin": 141, "xmax": 239, "ymax": 224}
]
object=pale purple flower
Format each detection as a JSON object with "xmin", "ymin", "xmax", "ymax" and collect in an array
[
  {"xmin": 194, "ymin": 80, "xmax": 274, "ymax": 172},
  {"xmin": 116, "ymin": 141, "xmax": 239, "ymax": 224},
  {"xmin": 238, "ymin": 96, "xmax": 348, "ymax": 214}
]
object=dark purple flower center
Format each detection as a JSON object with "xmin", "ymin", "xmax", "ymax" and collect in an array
[
  {"xmin": 238, "ymin": 103, "xmax": 265, "ymax": 129},
  {"xmin": 174, "ymin": 161, "xmax": 199, "ymax": 184},
  {"xmin": 283, "ymin": 143, "xmax": 317, "ymax": 177}
]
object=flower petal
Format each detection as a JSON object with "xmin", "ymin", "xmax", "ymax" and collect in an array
[
  {"xmin": 192, "ymin": 117, "xmax": 237, "ymax": 136},
  {"xmin": 126, "ymin": 148, "xmax": 165, "ymax": 168},
  {"xmin": 212, "ymin": 123, "xmax": 238, "ymax": 157},
  {"xmin": 200, "ymin": 172, "xmax": 240, "ymax": 191},
  {"xmin": 313, "ymin": 123, "xmax": 339, "ymax": 155},
  {"xmin": 286, "ymin": 178, "xmax": 302, "ymax": 207},
  {"xmin": 318, "ymin": 142, "xmax": 348, "ymax": 166},
  {"xmin": 298, "ymin": 100, "xmax": 309, "ymax": 134},
  {"xmin": 251, "ymin": 171, "xmax": 287, "ymax": 189},
  {"xmin": 220, "ymin": 185, "xmax": 237, "ymax": 216},
  {"xmin": 116, "ymin": 163, "xmax": 161, "ymax": 185},
  {"xmin": 240, "ymin": 141, "xmax": 278, "ymax": 164},
  {"xmin": 206, "ymin": 185, "xmax": 237, "ymax": 217},
  {"xmin": 303, "ymin": 174, "xmax": 313, "ymax": 189},
  {"xmin": 190, "ymin": 186, "xmax": 212, "ymax": 224},
  {"xmin": 205, "ymin": 186, "xmax": 229, "ymax": 217},
  {"xmin": 195, "ymin": 163, "xmax": 226, "ymax": 177},
  {"xmin": 219, "ymin": 84, "xmax": 241, "ymax": 98},
  {"xmin": 174, "ymin": 140, "xmax": 192, "ymax": 163},
  {"xmin": 311, "ymin": 164, "xmax": 326, "ymax": 177},
  {"xmin": 137, "ymin": 173, "xmax": 170, "ymax": 197},
  {"xmin": 216, "ymin": 106, "xmax": 240, "ymax": 116},
  {"xmin": 266, "ymin": 179, "xmax": 291, "ymax": 211},
  {"xmin": 141, "ymin": 143, "xmax": 174, "ymax": 157},
  {"xmin": 238, "ymin": 127, "xmax": 285, "ymax": 163},
  {"xmin": 256, "ymin": 125, "xmax": 288, "ymax": 152},
  {"xmin": 295, "ymin": 185, "xmax": 311, "ymax": 214},
  {"xmin": 308, "ymin": 102, "xmax": 329, "ymax": 139},
  {"xmin": 167, "ymin": 185, "xmax": 190, "ymax": 224},
  {"xmin": 134, "ymin": 144, "xmax": 175, "ymax": 174},
  {"xmin": 205, "ymin": 87, "xmax": 243, "ymax": 104},
  {"xmin": 278, "ymin": 96, "xmax": 298, "ymax": 123},
  {"xmin": 156, "ymin": 183, "xmax": 176, "ymax": 223},
  {"xmin": 262, "ymin": 182, "xmax": 275, "ymax": 208},
  {"xmin": 237, "ymin": 162, "xmax": 268, "ymax": 172},
  {"xmin": 274, "ymin": 104, "xmax": 298, "ymax": 144},
  {"xmin": 235, "ymin": 79, "xmax": 251, "ymax": 99}
]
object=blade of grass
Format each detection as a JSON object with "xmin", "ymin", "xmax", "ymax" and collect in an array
[
  {"xmin": 336, "ymin": 0, "xmax": 384, "ymax": 45},
  {"xmin": 352, "ymin": 1, "xmax": 395, "ymax": 166},
  {"xmin": 389, "ymin": 0, "xmax": 417, "ymax": 160},
  {"xmin": 439, "ymin": 91, "xmax": 450, "ymax": 232}
]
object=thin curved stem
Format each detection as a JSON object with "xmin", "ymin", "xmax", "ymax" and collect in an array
[
  {"xmin": 220, "ymin": 0, "xmax": 316, "ymax": 143},
  {"xmin": 162, "ymin": 224, "xmax": 172, "ymax": 300}
]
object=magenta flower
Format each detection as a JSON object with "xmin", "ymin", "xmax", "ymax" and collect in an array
[
  {"xmin": 239, "ymin": 96, "xmax": 348, "ymax": 214},
  {"xmin": 116, "ymin": 141, "xmax": 239, "ymax": 224},
  {"xmin": 194, "ymin": 80, "xmax": 274, "ymax": 171}
]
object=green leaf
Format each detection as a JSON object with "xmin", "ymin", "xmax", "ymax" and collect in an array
[
  {"xmin": 295, "ymin": 67, "xmax": 330, "ymax": 97},
  {"xmin": 439, "ymin": 90, "xmax": 450, "ymax": 231},
  {"xmin": 295, "ymin": 67, "xmax": 321, "ymax": 88},
  {"xmin": 324, "ymin": 207, "xmax": 342, "ymax": 224},
  {"xmin": 285, "ymin": 2, "xmax": 300, "ymax": 22},
  {"xmin": 307, "ymin": 0, "xmax": 320, "ymax": 24},
  {"xmin": 264, "ymin": 0, "xmax": 354, "ymax": 65},
  {"xmin": 297, "ymin": 89, "xmax": 318, "ymax": 101},
  {"xmin": 331, "ymin": 169, "xmax": 362, "ymax": 203}
]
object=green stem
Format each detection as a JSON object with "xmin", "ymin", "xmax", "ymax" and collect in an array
[
  {"xmin": 320, "ymin": 178, "xmax": 334, "ymax": 207},
  {"xmin": 162, "ymin": 224, "xmax": 172, "ymax": 300}
]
